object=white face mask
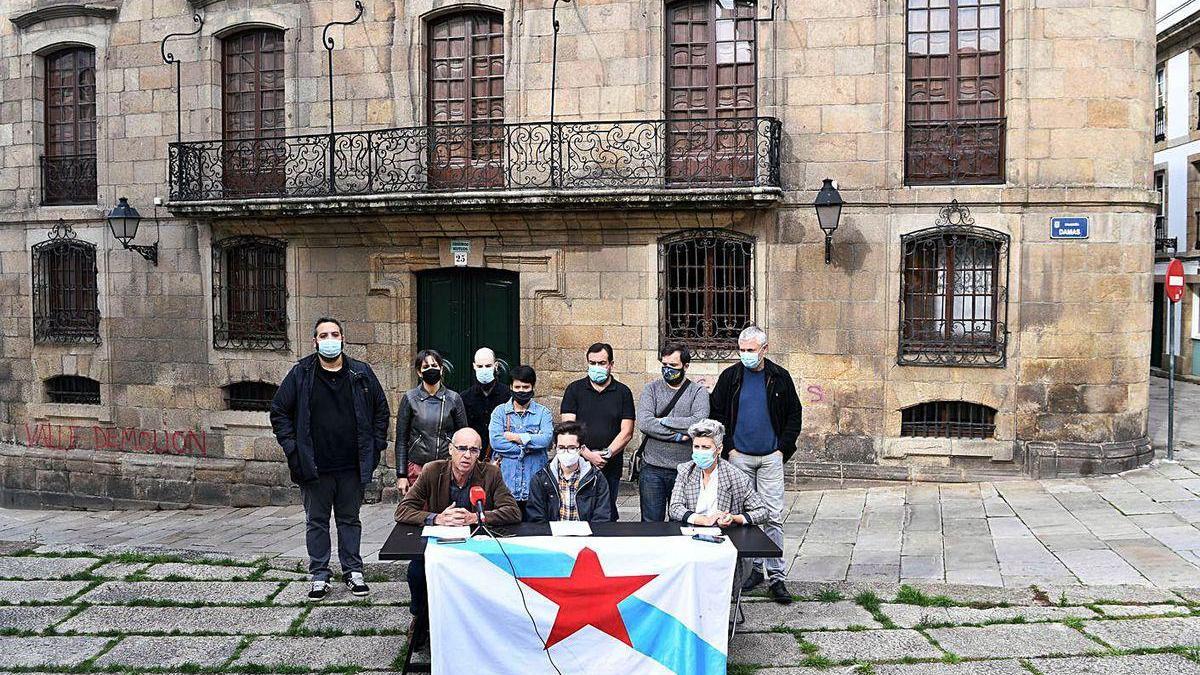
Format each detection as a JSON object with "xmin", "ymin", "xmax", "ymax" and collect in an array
[{"xmin": 557, "ymin": 450, "xmax": 580, "ymax": 468}]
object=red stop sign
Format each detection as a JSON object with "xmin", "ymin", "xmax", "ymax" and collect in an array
[{"xmin": 1166, "ymin": 258, "xmax": 1185, "ymax": 303}]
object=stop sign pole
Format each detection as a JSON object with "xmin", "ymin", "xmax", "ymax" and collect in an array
[{"xmin": 1165, "ymin": 258, "xmax": 1185, "ymax": 460}]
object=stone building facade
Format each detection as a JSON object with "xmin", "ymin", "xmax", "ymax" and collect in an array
[{"xmin": 0, "ymin": 0, "xmax": 1157, "ymax": 508}]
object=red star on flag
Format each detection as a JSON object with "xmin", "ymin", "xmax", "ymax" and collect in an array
[{"xmin": 518, "ymin": 546, "xmax": 658, "ymax": 649}]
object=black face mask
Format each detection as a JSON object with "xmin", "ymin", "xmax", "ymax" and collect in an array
[
  {"xmin": 662, "ymin": 366, "xmax": 685, "ymax": 385},
  {"xmin": 421, "ymin": 368, "xmax": 442, "ymax": 386},
  {"xmin": 512, "ymin": 390, "xmax": 535, "ymax": 405}
]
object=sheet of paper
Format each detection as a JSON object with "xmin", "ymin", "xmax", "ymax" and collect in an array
[
  {"xmin": 680, "ymin": 526, "xmax": 722, "ymax": 536},
  {"xmin": 422, "ymin": 525, "xmax": 470, "ymax": 539},
  {"xmin": 549, "ymin": 521, "xmax": 593, "ymax": 537}
]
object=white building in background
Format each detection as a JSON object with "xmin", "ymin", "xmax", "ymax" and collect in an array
[{"xmin": 1154, "ymin": 0, "xmax": 1200, "ymax": 379}]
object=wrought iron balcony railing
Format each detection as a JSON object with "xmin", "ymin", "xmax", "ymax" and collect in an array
[
  {"xmin": 168, "ymin": 117, "xmax": 782, "ymax": 202},
  {"xmin": 1155, "ymin": 215, "xmax": 1177, "ymax": 255},
  {"xmin": 40, "ymin": 154, "xmax": 97, "ymax": 206},
  {"xmin": 1155, "ymin": 106, "xmax": 1166, "ymax": 143}
]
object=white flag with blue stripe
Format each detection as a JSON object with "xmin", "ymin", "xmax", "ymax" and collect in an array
[{"xmin": 426, "ymin": 535, "xmax": 736, "ymax": 674}]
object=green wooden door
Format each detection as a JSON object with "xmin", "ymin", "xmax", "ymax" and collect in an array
[{"xmin": 417, "ymin": 268, "xmax": 520, "ymax": 393}]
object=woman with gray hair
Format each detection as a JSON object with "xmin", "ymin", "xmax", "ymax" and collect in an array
[{"xmin": 667, "ymin": 419, "xmax": 768, "ymax": 528}]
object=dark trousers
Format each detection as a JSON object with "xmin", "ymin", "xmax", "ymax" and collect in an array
[
  {"xmin": 408, "ymin": 558, "xmax": 428, "ymax": 622},
  {"xmin": 604, "ymin": 470, "xmax": 620, "ymax": 522},
  {"xmin": 638, "ymin": 463, "xmax": 677, "ymax": 522},
  {"xmin": 299, "ymin": 470, "xmax": 363, "ymax": 581}
]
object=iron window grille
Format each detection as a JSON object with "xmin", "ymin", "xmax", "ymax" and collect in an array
[
  {"xmin": 1155, "ymin": 215, "xmax": 1177, "ymax": 255},
  {"xmin": 901, "ymin": 400, "xmax": 996, "ymax": 438},
  {"xmin": 1155, "ymin": 106, "xmax": 1166, "ymax": 143},
  {"xmin": 225, "ymin": 381, "xmax": 278, "ymax": 412},
  {"xmin": 32, "ymin": 221, "xmax": 100, "ymax": 344},
  {"xmin": 45, "ymin": 375, "xmax": 101, "ymax": 404},
  {"xmin": 659, "ymin": 228, "xmax": 755, "ymax": 360},
  {"xmin": 212, "ymin": 236, "xmax": 288, "ymax": 350},
  {"xmin": 898, "ymin": 200, "xmax": 1009, "ymax": 367}
]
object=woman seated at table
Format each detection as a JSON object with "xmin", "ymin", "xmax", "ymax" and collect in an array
[
  {"xmin": 525, "ymin": 421, "xmax": 612, "ymax": 523},
  {"xmin": 667, "ymin": 418, "xmax": 768, "ymax": 529}
]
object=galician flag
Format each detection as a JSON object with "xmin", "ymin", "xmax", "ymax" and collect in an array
[{"xmin": 426, "ymin": 535, "xmax": 736, "ymax": 674}]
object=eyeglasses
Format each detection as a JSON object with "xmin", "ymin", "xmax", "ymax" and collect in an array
[
  {"xmin": 555, "ymin": 445, "xmax": 581, "ymax": 452},
  {"xmin": 452, "ymin": 445, "xmax": 482, "ymax": 456}
]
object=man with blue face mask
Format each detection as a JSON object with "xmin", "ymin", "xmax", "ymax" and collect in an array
[
  {"xmin": 709, "ymin": 325, "xmax": 802, "ymax": 604},
  {"xmin": 460, "ymin": 347, "xmax": 511, "ymax": 461},
  {"xmin": 270, "ymin": 317, "xmax": 390, "ymax": 602}
]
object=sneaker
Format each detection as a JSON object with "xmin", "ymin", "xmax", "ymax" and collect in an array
[
  {"xmin": 308, "ymin": 580, "xmax": 330, "ymax": 601},
  {"xmin": 344, "ymin": 571, "xmax": 370, "ymax": 597},
  {"xmin": 741, "ymin": 568, "xmax": 765, "ymax": 592},
  {"xmin": 769, "ymin": 580, "xmax": 793, "ymax": 605}
]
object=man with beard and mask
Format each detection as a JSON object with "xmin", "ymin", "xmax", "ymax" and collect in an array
[
  {"xmin": 394, "ymin": 349, "xmax": 468, "ymax": 496},
  {"xmin": 488, "ymin": 364, "xmax": 553, "ymax": 517},
  {"xmin": 635, "ymin": 342, "xmax": 710, "ymax": 522},
  {"xmin": 525, "ymin": 421, "xmax": 612, "ymax": 523},
  {"xmin": 270, "ymin": 317, "xmax": 390, "ymax": 601},
  {"xmin": 460, "ymin": 347, "xmax": 511, "ymax": 461}
]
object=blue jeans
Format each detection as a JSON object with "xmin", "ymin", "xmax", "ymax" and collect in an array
[
  {"xmin": 299, "ymin": 470, "xmax": 364, "ymax": 581},
  {"xmin": 639, "ymin": 463, "xmax": 677, "ymax": 522}
]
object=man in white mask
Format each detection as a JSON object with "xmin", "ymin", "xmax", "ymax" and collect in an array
[
  {"xmin": 460, "ymin": 347, "xmax": 511, "ymax": 461},
  {"xmin": 524, "ymin": 421, "xmax": 613, "ymax": 522}
]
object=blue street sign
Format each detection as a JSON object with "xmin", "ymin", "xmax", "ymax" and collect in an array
[{"xmin": 1050, "ymin": 217, "xmax": 1089, "ymax": 239}]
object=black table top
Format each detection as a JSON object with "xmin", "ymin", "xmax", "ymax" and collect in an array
[{"xmin": 378, "ymin": 521, "xmax": 783, "ymax": 560}]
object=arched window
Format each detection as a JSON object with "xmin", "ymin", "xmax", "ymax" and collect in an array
[
  {"xmin": 658, "ymin": 228, "xmax": 754, "ymax": 359},
  {"xmin": 905, "ymin": 0, "xmax": 1004, "ymax": 184},
  {"xmin": 427, "ymin": 11, "xmax": 505, "ymax": 188},
  {"xmin": 665, "ymin": 0, "xmax": 757, "ymax": 183},
  {"xmin": 45, "ymin": 375, "xmax": 101, "ymax": 404},
  {"xmin": 899, "ymin": 201, "xmax": 1008, "ymax": 367},
  {"xmin": 32, "ymin": 222, "xmax": 99, "ymax": 344},
  {"xmin": 901, "ymin": 401, "xmax": 996, "ymax": 438},
  {"xmin": 225, "ymin": 381, "xmax": 279, "ymax": 411},
  {"xmin": 222, "ymin": 28, "xmax": 286, "ymax": 196},
  {"xmin": 42, "ymin": 46, "xmax": 96, "ymax": 205},
  {"xmin": 212, "ymin": 236, "xmax": 288, "ymax": 350}
]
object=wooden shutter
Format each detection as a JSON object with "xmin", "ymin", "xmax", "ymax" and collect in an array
[
  {"xmin": 43, "ymin": 48, "xmax": 96, "ymax": 204},
  {"xmin": 222, "ymin": 29, "xmax": 285, "ymax": 196}
]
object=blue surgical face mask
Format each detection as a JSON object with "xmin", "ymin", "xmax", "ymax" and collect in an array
[
  {"xmin": 588, "ymin": 364, "xmax": 610, "ymax": 384},
  {"xmin": 476, "ymin": 366, "xmax": 495, "ymax": 385},
  {"xmin": 317, "ymin": 339, "xmax": 342, "ymax": 359},
  {"xmin": 692, "ymin": 449, "xmax": 716, "ymax": 470},
  {"xmin": 739, "ymin": 351, "xmax": 761, "ymax": 370}
]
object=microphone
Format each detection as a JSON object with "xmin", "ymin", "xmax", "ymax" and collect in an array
[{"xmin": 469, "ymin": 486, "xmax": 487, "ymax": 525}]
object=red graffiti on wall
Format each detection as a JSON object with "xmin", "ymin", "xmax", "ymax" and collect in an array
[
  {"xmin": 21, "ymin": 423, "xmax": 207, "ymax": 457},
  {"xmin": 806, "ymin": 385, "xmax": 826, "ymax": 403}
]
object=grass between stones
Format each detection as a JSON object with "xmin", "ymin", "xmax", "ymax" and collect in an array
[
  {"xmin": 894, "ymin": 584, "xmax": 956, "ymax": 608},
  {"xmin": 853, "ymin": 590, "xmax": 897, "ymax": 629}
]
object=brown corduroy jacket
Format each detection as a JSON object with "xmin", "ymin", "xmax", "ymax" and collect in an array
[{"xmin": 394, "ymin": 460, "xmax": 522, "ymax": 525}]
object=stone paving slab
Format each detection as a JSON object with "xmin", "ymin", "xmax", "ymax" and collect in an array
[
  {"xmin": 1031, "ymin": 653, "xmax": 1200, "ymax": 674},
  {"xmin": 58, "ymin": 605, "xmax": 303, "ymax": 635},
  {"xmin": 0, "ymin": 605, "xmax": 75, "ymax": 632},
  {"xmin": 96, "ymin": 636, "xmax": 242, "ymax": 668},
  {"xmin": 1081, "ymin": 616, "xmax": 1200, "ymax": 648},
  {"xmin": 739, "ymin": 601, "xmax": 880, "ymax": 631},
  {"xmin": 803, "ymin": 628, "xmax": 943, "ymax": 661},
  {"xmin": 1093, "ymin": 603, "xmax": 1193, "ymax": 617},
  {"xmin": 302, "ymin": 606, "xmax": 411, "ymax": 633},
  {"xmin": 1043, "ymin": 584, "xmax": 1181, "ymax": 605},
  {"xmin": 0, "ymin": 580, "xmax": 91, "ymax": 603},
  {"xmin": 926, "ymin": 623, "xmax": 1101, "ymax": 658},
  {"xmin": 873, "ymin": 662, "xmax": 1029, "ymax": 675},
  {"xmin": 0, "ymin": 556, "xmax": 98, "ymax": 580},
  {"xmin": 878, "ymin": 603, "xmax": 1098, "ymax": 628},
  {"xmin": 0, "ymin": 636, "xmax": 110, "ymax": 667},
  {"xmin": 91, "ymin": 562, "xmax": 149, "ymax": 579},
  {"xmin": 235, "ymin": 636, "xmax": 406, "ymax": 669},
  {"xmin": 142, "ymin": 562, "xmax": 260, "ymax": 581},
  {"xmin": 727, "ymin": 632, "xmax": 806, "ymax": 666},
  {"xmin": 274, "ymin": 580, "xmax": 410, "ymax": 605},
  {"xmin": 79, "ymin": 581, "xmax": 281, "ymax": 604}
]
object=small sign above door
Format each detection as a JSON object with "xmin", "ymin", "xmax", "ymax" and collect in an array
[
  {"xmin": 451, "ymin": 240, "xmax": 470, "ymax": 267},
  {"xmin": 1050, "ymin": 217, "xmax": 1088, "ymax": 239}
]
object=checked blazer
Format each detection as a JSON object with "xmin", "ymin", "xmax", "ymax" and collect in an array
[{"xmin": 667, "ymin": 458, "xmax": 770, "ymax": 525}]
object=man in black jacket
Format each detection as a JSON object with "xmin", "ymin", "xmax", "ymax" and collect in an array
[
  {"xmin": 270, "ymin": 317, "xmax": 390, "ymax": 601},
  {"xmin": 460, "ymin": 347, "xmax": 511, "ymax": 460},
  {"xmin": 709, "ymin": 325, "xmax": 802, "ymax": 604},
  {"xmin": 525, "ymin": 421, "xmax": 612, "ymax": 523}
]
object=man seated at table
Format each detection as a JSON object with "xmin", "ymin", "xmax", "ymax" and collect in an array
[
  {"xmin": 668, "ymin": 419, "xmax": 778, "ymax": 598},
  {"xmin": 395, "ymin": 427, "xmax": 521, "ymax": 650},
  {"xmin": 525, "ymin": 421, "xmax": 612, "ymax": 523}
]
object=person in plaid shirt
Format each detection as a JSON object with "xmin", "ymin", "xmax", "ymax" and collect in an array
[{"xmin": 525, "ymin": 421, "xmax": 612, "ymax": 522}]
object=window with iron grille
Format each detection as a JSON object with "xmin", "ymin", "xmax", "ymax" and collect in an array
[
  {"xmin": 32, "ymin": 222, "xmax": 100, "ymax": 344},
  {"xmin": 901, "ymin": 400, "xmax": 996, "ymax": 438},
  {"xmin": 222, "ymin": 28, "xmax": 286, "ymax": 197},
  {"xmin": 212, "ymin": 236, "xmax": 288, "ymax": 350},
  {"xmin": 42, "ymin": 47, "xmax": 97, "ymax": 205},
  {"xmin": 225, "ymin": 381, "xmax": 278, "ymax": 412},
  {"xmin": 899, "ymin": 200, "xmax": 1009, "ymax": 367},
  {"xmin": 45, "ymin": 375, "xmax": 101, "ymax": 404},
  {"xmin": 905, "ymin": 0, "xmax": 1004, "ymax": 184},
  {"xmin": 659, "ymin": 229, "xmax": 754, "ymax": 360}
]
